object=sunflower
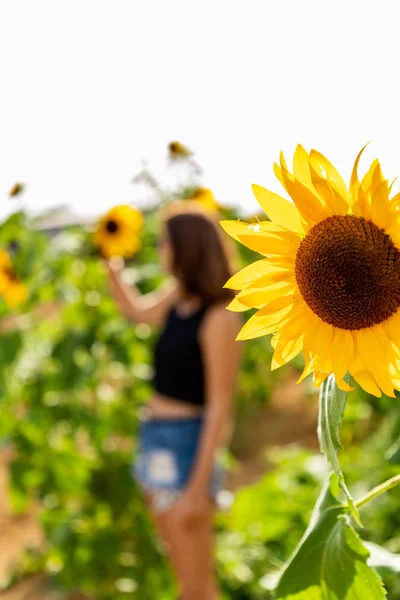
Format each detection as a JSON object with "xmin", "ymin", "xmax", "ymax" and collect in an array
[
  {"xmin": 185, "ymin": 187, "xmax": 220, "ymax": 213},
  {"xmin": 221, "ymin": 145, "xmax": 400, "ymax": 398},
  {"xmin": 168, "ymin": 141, "xmax": 192, "ymax": 159},
  {"xmin": 8, "ymin": 182, "xmax": 25, "ymax": 197},
  {"xmin": 94, "ymin": 205, "xmax": 143, "ymax": 259},
  {"xmin": 0, "ymin": 250, "xmax": 28, "ymax": 307}
]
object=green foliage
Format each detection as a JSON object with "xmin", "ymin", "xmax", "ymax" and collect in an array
[
  {"xmin": 1, "ymin": 154, "xmax": 400, "ymax": 600},
  {"xmin": 276, "ymin": 477, "xmax": 385, "ymax": 600},
  {"xmin": 0, "ymin": 180, "xmax": 280, "ymax": 598},
  {"xmin": 217, "ymin": 448, "xmax": 323, "ymax": 598}
]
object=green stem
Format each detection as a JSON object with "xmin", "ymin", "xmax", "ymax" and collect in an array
[{"xmin": 355, "ymin": 474, "xmax": 400, "ymax": 510}]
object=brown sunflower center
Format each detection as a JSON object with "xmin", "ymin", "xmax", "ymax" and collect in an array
[
  {"xmin": 4, "ymin": 267, "xmax": 17, "ymax": 282},
  {"xmin": 106, "ymin": 220, "xmax": 119, "ymax": 234},
  {"xmin": 294, "ymin": 215, "xmax": 400, "ymax": 330}
]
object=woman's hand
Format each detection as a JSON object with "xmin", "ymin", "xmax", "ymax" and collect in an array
[
  {"xmin": 104, "ymin": 256, "xmax": 125, "ymax": 277},
  {"xmin": 168, "ymin": 488, "xmax": 212, "ymax": 529},
  {"xmin": 103, "ymin": 257, "xmax": 176, "ymax": 326}
]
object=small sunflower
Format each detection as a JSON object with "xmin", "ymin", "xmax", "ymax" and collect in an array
[
  {"xmin": 8, "ymin": 182, "xmax": 25, "ymax": 197},
  {"xmin": 94, "ymin": 205, "xmax": 143, "ymax": 259},
  {"xmin": 0, "ymin": 250, "xmax": 28, "ymax": 307},
  {"xmin": 185, "ymin": 187, "xmax": 220, "ymax": 213},
  {"xmin": 221, "ymin": 145, "xmax": 400, "ymax": 398},
  {"xmin": 168, "ymin": 141, "xmax": 192, "ymax": 160}
]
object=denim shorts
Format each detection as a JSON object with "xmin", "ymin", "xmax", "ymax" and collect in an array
[{"xmin": 133, "ymin": 417, "xmax": 224, "ymax": 511}]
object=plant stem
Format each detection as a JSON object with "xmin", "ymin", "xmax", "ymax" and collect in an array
[{"xmin": 355, "ymin": 474, "xmax": 400, "ymax": 509}]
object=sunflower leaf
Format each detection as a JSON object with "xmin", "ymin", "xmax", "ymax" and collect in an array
[
  {"xmin": 318, "ymin": 374, "xmax": 361, "ymax": 525},
  {"xmin": 275, "ymin": 477, "xmax": 386, "ymax": 600}
]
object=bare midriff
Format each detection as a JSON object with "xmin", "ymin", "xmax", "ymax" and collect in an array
[
  {"xmin": 144, "ymin": 393, "xmax": 233, "ymax": 447},
  {"xmin": 146, "ymin": 392, "xmax": 204, "ymax": 418}
]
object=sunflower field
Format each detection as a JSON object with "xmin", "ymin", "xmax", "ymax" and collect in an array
[{"xmin": 0, "ymin": 144, "xmax": 400, "ymax": 600}]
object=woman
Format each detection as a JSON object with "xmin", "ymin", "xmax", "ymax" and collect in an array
[{"xmin": 106, "ymin": 206, "xmax": 241, "ymax": 600}]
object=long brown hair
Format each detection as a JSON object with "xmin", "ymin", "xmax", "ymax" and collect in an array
[{"xmin": 164, "ymin": 208, "xmax": 234, "ymax": 304}]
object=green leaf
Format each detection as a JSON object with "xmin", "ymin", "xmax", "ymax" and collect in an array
[
  {"xmin": 0, "ymin": 330, "xmax": 23, "ymax": 362},
  {"xmin": 318, "ymin": 374, "xmax": 360, "ymax": 524},
  {"xmin": 275, "ymin": 477, "xmax": 386, "ymax": 600},
  {"xmin": 386, "ymin": 438, "xmax": 400, "ymax": 464}
]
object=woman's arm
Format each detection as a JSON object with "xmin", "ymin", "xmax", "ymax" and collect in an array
[
  {"xmin": 106, "ymin": 260, "xmax": 178, "ymax": 326},
  {"xmin": 170, "ymin": 306, "xmax": 241, "ymax": 525},
  {"xmin": 188, "ymin": 307, "xmax": 241, "ymax": 491}
]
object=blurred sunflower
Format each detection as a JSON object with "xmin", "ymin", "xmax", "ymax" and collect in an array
[
  {"xmin": 8, "ymin": 182, "xmax": 25, "ymax": 197},
  {"xmin": 221, "ymin": 145, "xmax": 400, "ymax": 398},
  {"xmin": 185, "ymin": 187, "xmax": 220, "ymax": 213},
  {"xmin": 0, "ymin": 250, "xmax": 28, "ymax": 307},
  {"xmin": 168, "ymin": 141, "xmax": 192, "ymax": 160},
  {"xmin": 94, "ymin": 205, "xmax": 143, "ymax": 259}
]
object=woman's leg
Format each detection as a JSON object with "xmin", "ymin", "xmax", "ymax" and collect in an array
[
  {"xmin": 150, "ymin": 499, "xmax": 219, "ymax": 600},
  {"xmin": 143, "ymin": 492, "xmax": 182, "ymax": 587}
]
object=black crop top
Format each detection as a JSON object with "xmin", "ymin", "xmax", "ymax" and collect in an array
[{"xmin": 153, "ymin": 304, "xmax": 208, "ymax": 406}]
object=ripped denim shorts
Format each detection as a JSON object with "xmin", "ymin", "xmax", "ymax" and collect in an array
[{"xmin": 132, "ymin": 416, "xmax": 224, "ymax": 513}]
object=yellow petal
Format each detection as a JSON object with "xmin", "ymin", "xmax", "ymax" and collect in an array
[
  {"xmin": 360, "ymin": 158, "xmax": 378, "ymax": 191},
  {"xmin": 373, "ymin": 323, "xmax": 398, "ymax": 365},
  {"xmin": 251, "ymin": 184, "xmax": 305, "ymax": 234},
  {"xmin": 309, "ymin": 162, "xmax": 349, "ymax": 215},
  {"xmin": 279, "ymin": 150, "xmax": 289, "ymax": 171},
  {"xmin": 384, "ymin": 314, "xmax": 400, "ymax": 355},
  {"xmin": 313, "ymin": 371, "xmax": 330, "ymax": 388},
  {"xmin": 292, "ymin": 144, "xmax": 313, "ymax": 189},
  {"xmin": 236, "ymin": 309, "xmax": 289, "ymax": 341},
  {"xmin": 356, "ymin": 328, "xmax": 395, "ymax": 397},
  {"xmin": 224, "ymin": 259, "xmax": 278, "ymax": 290},
  {"xmin": 310, "ymin": 353, "xmax": 332, "ymax": 375},
  {"xmin": 271, "ymin": 333, "xmax": 304, "ymax": 370},
  {"xmin": 385, "ymin": 220, "xmax": 400, "ymax": 252},
  {"xmin": 303, "ymin": 317, "xmax": 323, "ymax": 357},
  {"xmin": 353, "ymin": 159, "xmax": 385, "ymax": 221},
  {"xmin": 336, "ymin": 378, "xmax": 354, "ymax": 392},
  {"xmin": 309, "ymin": 149, "xmax": 349, "ymax": 204},
  {"xmin": 389, "ymin": 192, "xmax": 400, "ymax": 213},
  {"xmin": 351, "ymin": 368, "xmax": 382, "ymax": 397},
  {"xmin": 266, "ymin": 255, "xmax": 296, "ymax": 269},
  {"xmin": 350, "ymin": 143, "xmax": 369, "ymax": 209},
  {"xmin": 274, "ymin": 304, "xmax": 312, "ymax": 339},
  {"xmin": 219, "ymin": 220, "xmax": 250, "ymax": 243},
  {"xmin": 279, "ymin": 162, "xmax": 331, "ymax": 224},
  {"xmin": 238, "ymin": 230, "xmax": 301, "ymax": 256},
  {"xmin": 365, "ymin": 161, "xmax": 385, "ymax": 194},
  {"xmin": 352, "ymin": 184, "xmax": 371, "ymax": 218},
  {"xmin": 270, "ymin": 306, "xmax": 313, "ymax": 368},
  {"xmin": 219, "ymin": 219, "xmax": 284, "ymax": 243},
  {"xmin": 226, "ymin": 296, "xmax": 251, "ymax": 312},
  {"xmin": 312, "ymin": 321, "xmax": 334, "ymax": 359},
  {"xmin": 369, "ymin": 180, "xmax": 390, "ymax": 230},
  {"xmin": 389, "ymin": 362, "xmax": 400, "ymax": 390},
  {"xmin": 245, "ymin": 269, "xmax": 294, "ymax": 290},
  {"xmin": 297, "ymin": 353, "xmax": 315, "ymax": 383},
  {"xmin": 273, "ymin": 162, "xmax": 285, "ymax": 188},
  {"xmin": 234, "ymin": 282, "xmax": 296, "ymax": 309},
  {"xmin": 258, "ymin": 294, "xmax": 301, "ymax": 315},
  {"xmin": 236, "ymin": 302, "xmax": 293, "ymax": 340},
  {"xmin": 331, "ymin": 329, "xmax": 354, "ymax": 381}
]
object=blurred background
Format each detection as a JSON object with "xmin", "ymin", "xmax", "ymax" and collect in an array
[{"xmin": 1, "ymin": 1, "xmax": 400, "ymax": 599}]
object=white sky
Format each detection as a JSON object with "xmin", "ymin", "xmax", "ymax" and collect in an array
[{"xmin": 1, "ymin": 0, "xmax": 400, "ymax": 221}]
